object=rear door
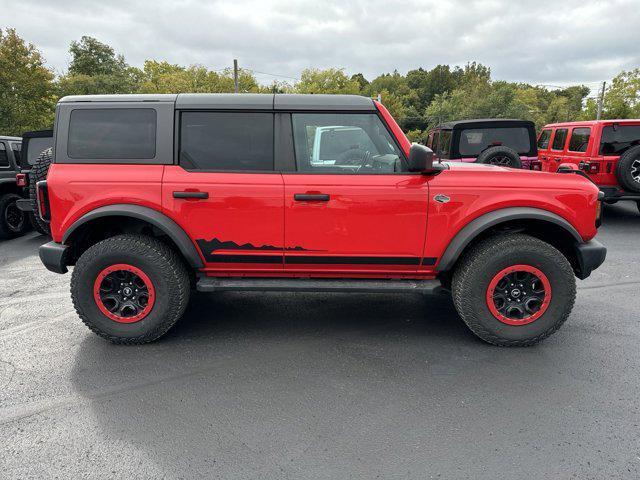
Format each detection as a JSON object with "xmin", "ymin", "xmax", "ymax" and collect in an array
[
  {"xmin": 281, "ymin": 111, "xmax": 430, "ymax": 275},
  {"xmin": 548, "ymin": 127, "xmax": 569, "ymax": 171},
  {"xmin": 162, "ymin": 110, "xmax": 285, "ymax": 273}
]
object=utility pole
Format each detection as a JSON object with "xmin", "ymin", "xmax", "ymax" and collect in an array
[
  {"xmin": 596, "ymin": 81, "xmax": 606, "ymax": 120},
  {"xmin": 233, "ymin": 59, "xmax": 239, "ymax": 94}
]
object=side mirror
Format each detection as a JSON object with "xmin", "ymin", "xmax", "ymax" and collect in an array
[{"xmin": 407, "ymin": 143, "xmax": 435, "ymax": 173}]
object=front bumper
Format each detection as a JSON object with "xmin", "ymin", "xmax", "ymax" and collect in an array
[
  {"xmin": 39, "ymin": 241, "xmax": 69, "ymax": 274},
  {"xmin": 574, "ymin": 239, "xmax": 607, "ymax": 280}
]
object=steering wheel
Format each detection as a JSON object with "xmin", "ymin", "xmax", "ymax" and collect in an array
[{"xmin": 335, "ymin": 148, "xmax": 368, "ymax": 166}]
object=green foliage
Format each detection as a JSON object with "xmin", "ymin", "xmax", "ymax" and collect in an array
[
  {"xmin": 295, "ymin": 68, "xmax": 360, "ymax": 94},
  {"xmin": 0, "ymin": 28, "xmax": 55, "ymax": 135},
  {"xmin": 68, "ymin": 36, "xmax": 128, "ymax": 76}
]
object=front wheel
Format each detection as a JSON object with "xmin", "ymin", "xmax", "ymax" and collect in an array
[
  {"xmin": 451, "ymin": 234, "xmax": 576, "ymax": 346},
  {"xmin": 71, "ymin": 234, "xmax": 190, "ymax": 344}
]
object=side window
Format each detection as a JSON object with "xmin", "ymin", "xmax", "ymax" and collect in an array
[
  {"xmin": 180, "ymin": 112, "xmax": 274, "ymax": 171},
  {"xmin": 439, "ymin": 130, "xmax": 452, "ymax": 157},
  {"xmin": 291, "ymin": 113, "xmax": 404, "ymax": 174},
  {"xmin": 10, "ymin": 142, "xmax": 21, "ymax": 163},
  {"xmin": 568, "ymin": 128, "xmax": 591, "ymax": 153},
  {"xmin": 68, "ymin": 109, "xmax": 156, "ymax": 159},
  {"xmin": 551, "ymin": 128, "xmax": 568, "ymax": 151},
  {"xmin": 537, "ymin": 129, "xmax": 552, "ymax": 149},
  {"xmin": 599, "ymin": 125, "xmax": 640, "ymax": 155},
  {"xmin": 0, "ymin": 143, "xmax": 8, "ymax": 168},
  {"xmin": 431, "ymin": 131, "xmax": 439, "ymax": 157}
]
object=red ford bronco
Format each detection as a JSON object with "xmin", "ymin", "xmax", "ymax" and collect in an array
[
  {"xmin": 533, "ymin": 120, "xmax": 640, "ymax": 211},
  {"xmin": 37, "ymin": 94, "xmax": 606, "ymax": 346}
]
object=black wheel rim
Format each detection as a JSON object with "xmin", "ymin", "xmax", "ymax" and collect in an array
[
  {"xmin": 95, "ymin": 267, "xmax": 154, "ymax": 322},
  {"xmin": 5, "ymin": 202, "xmax": 25, "ymax": 232},
  {"xmin": 631, "ymin": 158, "xmax": 640, "ymax": 184}
]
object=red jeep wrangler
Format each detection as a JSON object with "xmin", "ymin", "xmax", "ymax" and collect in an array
[
  {"xmin": 533, "ymin": 120, "xmax": 640, "ymax": 210},
  {"xmin": 37, "ymin": 94, "xmax": 606, "ymax": 346}
]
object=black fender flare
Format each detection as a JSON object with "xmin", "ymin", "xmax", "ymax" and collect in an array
[
  {"xmin": 436, "ymin": 207, "xmax": 582, "ymax": 271},
  {"xmin": 62, "ymin": 204, "xmax": 204, "ymax": 268}
]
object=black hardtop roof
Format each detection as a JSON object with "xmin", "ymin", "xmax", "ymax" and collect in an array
[
  {"xmin": 435, "ymin": 118, "xmax": 535, "ymax": 130},
  {"xmin": 57, "ymin": 93, "xmax": 376, "ymax": 111}
]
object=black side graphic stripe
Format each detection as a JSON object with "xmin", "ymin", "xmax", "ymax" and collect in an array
[
  {"xmin": 206, "ymin": 254, "xmax": 283, "ymax": 264},
  {"xmin": 421, "ymin": 257, "xmax": 437, "ymax": 266}
]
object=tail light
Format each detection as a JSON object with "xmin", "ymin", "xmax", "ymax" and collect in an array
[
  {"xmin": 530, "ymin": 161, "xmax": 542, "ymax": 171},
  {"xmin": 16, "ymin": 173, "xmax": 27, "ymax": 187},
  {"xmin": 587, "ymin": 163, "xmax": 600, "ymax": 174},
  {"xmin": 596, "ymin": 191, "xmax": 604, "ymax": 228},
  {"xmin": 36, "ymin": 180, "xmax": 50, "ymax": 222}
]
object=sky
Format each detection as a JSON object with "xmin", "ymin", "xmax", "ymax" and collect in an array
[{"xmin": 2, "ymin": 0, "xmax": 640, "ymax": 90}]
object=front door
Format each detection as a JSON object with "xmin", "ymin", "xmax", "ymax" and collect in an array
[
  {"xmin": 162, "ymin": 110, "xmax": 284, "ymax": 273},
  {"xmin": 282, "ymin": 112, "xmax": 429, "ymax": 275}
]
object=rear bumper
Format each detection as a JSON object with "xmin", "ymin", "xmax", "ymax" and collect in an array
[
  {"xmin": 16, "ymin": 198, "xmax": 32, "ymax": 212},
  {"xmin": 599, "ymin": 186, "xmax": 640, "ymax": 202},
  {"xmin": 39, "ymin": 241, "xmax": 69, "ymax": 274},
  {"xmin": 574, "ymin": 239, "xmax": 606, "ymax": 280}
]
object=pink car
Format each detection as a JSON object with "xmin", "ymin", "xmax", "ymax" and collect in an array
[{"xmin": 426, "ymin": 119, "xmax": 538, "ymax": 169}]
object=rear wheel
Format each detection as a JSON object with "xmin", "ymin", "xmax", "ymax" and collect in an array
[
  {"xmin": 71, "ymin": 234, "xmax": 190, "ymax": 344},
  {"xmin": 0, "ymin": 193, "xmax": 30, "ymax": 239},
  {"xmin": 452, "ymin": 234, "xmax": 576, "ymax": 346},
  {"xmin": 476, "ymin": 146, "xmax": 522, "ymax": 169},
  {"xmin": 615, "ymin": 145, "xmax": 640, "ymax": 193}
]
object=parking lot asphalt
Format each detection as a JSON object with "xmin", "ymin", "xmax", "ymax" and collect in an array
[{"xmin": 1, "ymin": 202, "xmax": 639, "ymax": 479}]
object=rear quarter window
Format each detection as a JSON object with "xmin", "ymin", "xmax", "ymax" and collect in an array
[
  {"xmin": 458, "ymin": 127, "xmax": 531, "ymax": 156},
  {"xmin": 599, "ymin": 125, "xmax": 640, "ymax": 155},
  {"xmin": 0, "ymin": 143, "xmax": 8, "ymax": 167},
  {"xmin": 68, "ymin": 108, "xmax": 157, "ymax": 159},
  {"xmin": 568, "ymin": 127, "xmax": 591, "ymax": 152}
]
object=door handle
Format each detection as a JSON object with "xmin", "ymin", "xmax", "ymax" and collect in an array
[
  {"xmin": 294, "ymin": 193, "xmax": 330, "ymax": 202},
  {"xmin": 173, "ymin": 191, "xmax": 209, "ymax": 199}
]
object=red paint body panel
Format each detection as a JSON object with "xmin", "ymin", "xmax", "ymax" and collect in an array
[
  {"xmin": 282, "ymin": 173, "xmax": 429, "ymax": 274},
  {"xmin": 47, "ymin": 164, "xmax": 165, "ymax": 243},
  {"xmin": 538, "ymin": 119, "xmax": 640, "ymax": 190},
  {"xmin": 162, "ymin": 166, "xmax": 284, "ymax": 273}
]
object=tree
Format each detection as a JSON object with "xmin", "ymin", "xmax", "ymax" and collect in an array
[
  {"xmin": 601, "ymin": 69, "xmax": 640, "ymax": 119},
  {"xmin": 58, "ymin": 36, "xmax": 139, "ymax": 96},
  {"xmin": 295, "ymin": 68, "xmax": 360, "ymax": 94},
  {"xmin": 0, "ymin": 28, "xmax": 55, "ymax": 135},
  {"xmin": 68, "ymin": 36, "xmax": 127, "ymax": 77}
]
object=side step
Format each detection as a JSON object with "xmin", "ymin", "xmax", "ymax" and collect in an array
[{"xmin": 196, "ymin": 277, "xmax": 443, "ymax": 294}]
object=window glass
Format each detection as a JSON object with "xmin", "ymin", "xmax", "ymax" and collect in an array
[
  {"xmin": 599, "ymin": 125, "xmax": 640, "ymax": 155},
  {"xmin": 27, "ymin": 137, "xmax": 53, "ymax": 165},
  {"xmin": 537, "ymin": 129, "xmax": 552, "ymax": 149},
  {"xmin": 551, "ymin": 128, "xmax": 568, "ymax": 151},
  {"xmin": 180, "ymin": 112, "xmax": 273, "ymax": 171},
  {"xmin": 68, "ymin": 109, "xmax": 156, "ymax": 159},
  {"xmin": 9, "ymin": 142, "xmax": 21, "ymax": 163},
  {"xmin": 439, "ymin": 130, "xmax": 452, "ymax": 157},
  {"xmin": 0, "ymin": 143, "xmax": 8, "ymax": 167},
  {"xmin": 431, "ymin": 131, "xmax": 439, "ymax": 157},
  {"xmin": 459, "ymin": 127, "xmax": 531, "ymax": 156},
  {"xmin": 292, "ymin": 113, "xmax": 403, "ymax": 173},
  {"xmin": 568, "ymin": 128, "xmax": 591, "ymax": 152},
  {"xmin": 426, "ymin": 132, "xmax": 434, "ymax": 149}
]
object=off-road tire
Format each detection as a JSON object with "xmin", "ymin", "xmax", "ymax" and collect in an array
[
  {"xmin": 615, "ymin": 145, "xmax": 640, "ymax": 193},
  {"xmin": 0, "ymin": 193, "xmax": 30, "ymax": 239},
  {"xmin": 71, "ymin": 234, "xmax": 191, "ymax": 344},
  {"xmin": 476, "ymin": 146, "xmax": 522, "ymax": 169},
  {"xmin": 29, "ymin": 211, "xmax": 49, "ymax": 235},
  {"xmin": 28, "ymin": 147, "xmax": 52, "ymax": 236},
  {"xmin": 451, "ymin": 234, "xmax": 576, "ymax": 346}
]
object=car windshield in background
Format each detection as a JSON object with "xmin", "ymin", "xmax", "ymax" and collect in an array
[
  {"xmin": 599, "ymin": 125, "xmax": 640, "ymax": 155},
  {"xmin": 459, "ymin": 127, "xmax": 531, "ymax": 156}
]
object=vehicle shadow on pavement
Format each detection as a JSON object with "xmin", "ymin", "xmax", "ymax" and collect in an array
[{"xmin": 67, "ymin": 289, "xmax": 582, "ymax": 477}]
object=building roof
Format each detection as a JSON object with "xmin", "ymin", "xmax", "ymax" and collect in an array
[{"xmin": 58, "ymin": 93, "xmax": 376, "ymax": 111}]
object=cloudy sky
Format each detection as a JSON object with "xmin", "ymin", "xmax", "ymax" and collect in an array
[{"xmin": 3, "ymin": 0, "xmax": 639, "ymax": 90}]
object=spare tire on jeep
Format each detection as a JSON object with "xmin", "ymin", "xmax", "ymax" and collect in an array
[
  {"xmin": 29, "ymin": 147, "xmax": 52, "ymax": 236},
  {"xmin": 615, "ymin": 145, "xmax": 640, "ymax": 193},
  {"xmin": 476, "ymin": 146, "xmax": 522, "ymax": 168}
]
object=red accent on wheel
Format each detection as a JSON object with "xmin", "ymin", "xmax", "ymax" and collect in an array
[
  {"xmin": 93, "ymin": 264, "xmax": 156, "ymax": 323},
  {"xmin": 485, "ymin": 264, "xmax": 552, "ymax": 326}
]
